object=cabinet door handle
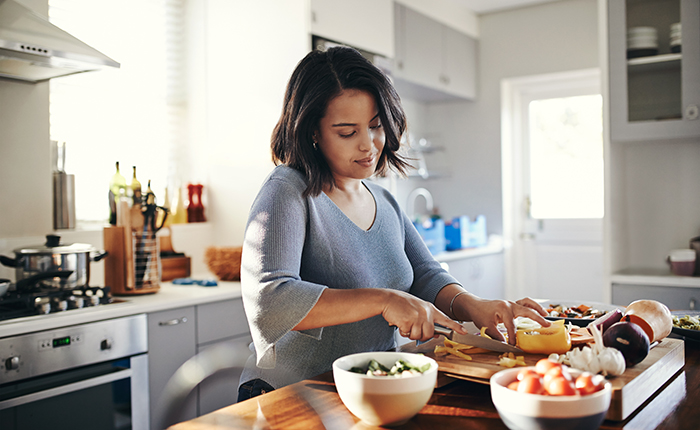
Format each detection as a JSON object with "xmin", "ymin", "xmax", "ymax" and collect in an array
[
  {"xmin": 690, "ymin": 298, "xmax": 696, "ymax": 311},
  {"xmin": 685, "ymin": 105, "xmax": 698, "ymax": 121},
  {"xmin": 159, "ymin": 317, "xmax": 188, "ymax": 326}
]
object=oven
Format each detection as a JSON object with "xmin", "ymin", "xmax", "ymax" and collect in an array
[{"xmin": 0, "ymin": 314, "xmax": 149, "ymax": 430}]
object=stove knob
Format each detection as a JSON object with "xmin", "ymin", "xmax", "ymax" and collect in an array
[
  {"xmin": 101, "ymin": 339, "xmax": 112, "ymax": 350},
  {"xmin": 5, "ymin": 356, "xmax": 19, "ymax": 370}
]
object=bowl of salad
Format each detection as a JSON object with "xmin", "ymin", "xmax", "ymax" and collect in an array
[{"xmin": 332, "ymin": 351, "xmax": 437, "ymax": 426}]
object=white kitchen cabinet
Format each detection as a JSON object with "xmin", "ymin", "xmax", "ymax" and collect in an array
[
  {"xmin": 148, "ymin": 298, "xmax": 252, "ymax": 428},
  {"xmin": 607, "ymin": 0, "xmax": 700, "ymax": 141},
  {"xmin": 196, "ymin": 299, "xmax": 251, "ymax": 415},
  {"xmin": 603, "ymin": 0, "xmax": 700, "ymax": 303},
  {"xmin": 393, "ymin": 3, "xmax": 477, "ymax": 102},
  {"xmin": 310, "ymin": 0, "xmax": 394, "ymax": 58},
  {"xmin": 148, "ymin": 306, "xmax": 198, "ymax": 430}
]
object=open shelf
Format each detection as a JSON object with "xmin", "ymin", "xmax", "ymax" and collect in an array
[{"xmin": 627, "ymin": 53, "xmax": 681, "ymax": 73}]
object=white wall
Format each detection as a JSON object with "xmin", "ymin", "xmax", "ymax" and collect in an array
[{"xmin": 194, "ymin": 0, "xmax": 310, "ymax": 247}]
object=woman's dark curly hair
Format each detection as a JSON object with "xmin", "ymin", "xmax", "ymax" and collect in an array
[{"xmin": 271, "ymin": 46, "xmax": 410, "ymax": 197}]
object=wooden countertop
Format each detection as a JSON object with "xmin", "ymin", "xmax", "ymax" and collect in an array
[{"xmin": 169, "ymin": 337, "xmax": 700, "ymax": 430}]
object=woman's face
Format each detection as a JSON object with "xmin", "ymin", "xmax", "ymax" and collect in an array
[{"xmin": 316, "ymin": 89, "xmax": 385, "ymax": 183}]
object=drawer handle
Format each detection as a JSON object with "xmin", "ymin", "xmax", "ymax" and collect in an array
[{"xmin": 159, "ymin": 317, "xmax": 188, "ymax": 326}]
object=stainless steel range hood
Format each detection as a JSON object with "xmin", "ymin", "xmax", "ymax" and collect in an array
[{"xmin": 0, "ymin": 0, "xmax": 119, "ymax": 82}]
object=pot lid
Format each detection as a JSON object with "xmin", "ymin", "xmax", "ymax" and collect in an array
[{"xmin": 14, "ymin": 234, "xmax": 96, "ymax": 255}]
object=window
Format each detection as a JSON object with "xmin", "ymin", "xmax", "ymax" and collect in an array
[
  {"xmin": 49, "ymin": 0, "xmax": 186, "ymax": 222},
  {"xmin": 528, "ymin": 94, "xmax": 604, "ymax": 219}
]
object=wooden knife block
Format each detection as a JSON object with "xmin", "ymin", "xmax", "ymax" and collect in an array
[{"xmin": 104, "ymin": 226, "xmax": 160, "ymax": 295}]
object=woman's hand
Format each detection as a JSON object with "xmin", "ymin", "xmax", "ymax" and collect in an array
[
  {"xmin": 455, "ymin": 294, "xmax": 550, "ymax": 345},
  {"xmin": 381, "ymin": 290, "xmax": 467, "ymax": 342}
]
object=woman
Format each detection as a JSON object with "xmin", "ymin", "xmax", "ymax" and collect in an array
[{"xmin": 238, "ymin": 46, "xmax": 549, "ymax": 401}]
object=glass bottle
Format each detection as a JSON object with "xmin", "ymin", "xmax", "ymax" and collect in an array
[
  {"xmin": 130, "ymin": 166, "xmax": 142, "ymax": 206},
  {"xmin": 108, "ymin": 161, "xmax": 127, "ymax": 225},
  {"xmin": 170, "ymin": 185, "xmax": 187, "ymax": 224}
]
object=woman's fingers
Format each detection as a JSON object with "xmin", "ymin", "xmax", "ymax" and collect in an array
[
  {"xmin": 513, "ymin": 299, "xmax": 551, "ymax": 327},
  {"xmin": 384, "ymin": 290, "xmax": 467, "ymax": 342}
]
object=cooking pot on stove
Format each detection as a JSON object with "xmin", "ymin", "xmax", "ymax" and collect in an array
[{"xmin": 0, "ymin": 235, "xmax": 107, "ymax": 290}]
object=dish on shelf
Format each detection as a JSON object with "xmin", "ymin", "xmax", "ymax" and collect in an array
[
  {"xmin": 670, "ymin": 310, "xmax": 700, "ymax": 341},
  {"xmin": 539, "ymin": 300, "xmax": 625, "ymax": 327}
]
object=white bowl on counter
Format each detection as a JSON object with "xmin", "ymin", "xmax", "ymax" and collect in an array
[
  {"xmin": 490, "ymin": 366, "xmax": 612, "ymax": 430},
  {"xmin": 332, "ymin": 351, "xmax": 437, "ymax": 426}
]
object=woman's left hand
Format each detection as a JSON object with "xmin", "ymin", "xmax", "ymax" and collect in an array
[{"xmin": 455, "ymin": 295, "xmax": 550, "ymax": 345}]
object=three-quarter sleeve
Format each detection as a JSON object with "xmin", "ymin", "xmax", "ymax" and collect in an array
[{"xmin": 241, "ymin": 177, "xmax": 327, "ymax": 369}]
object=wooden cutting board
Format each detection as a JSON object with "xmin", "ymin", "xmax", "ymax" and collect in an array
[{"xmin": 400, "ymin": 336, "xmax": 685, "ymax": 421}]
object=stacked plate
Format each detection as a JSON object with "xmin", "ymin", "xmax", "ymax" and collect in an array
[
  {"xmin": 670, "ymin": 22, "xmax": 681, "ymax": 53},
  {"xmin": 627, "ymin": 26, "xmax": 658, "ymax": 58}
]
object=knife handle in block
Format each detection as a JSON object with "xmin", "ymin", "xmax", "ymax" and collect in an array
[{"xmin": 117, "ymin": 200, "xmax": 135, "ymax": 290}]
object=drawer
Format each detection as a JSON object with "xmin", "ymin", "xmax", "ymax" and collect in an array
[{"xmin": 197, "ymin": 298, "xmax": 249, "ymax": 344}]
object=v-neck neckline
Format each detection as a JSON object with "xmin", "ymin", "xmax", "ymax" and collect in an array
[{"xmin": 321, "ymin": 181, "xmax": 379, "ymax": 232}]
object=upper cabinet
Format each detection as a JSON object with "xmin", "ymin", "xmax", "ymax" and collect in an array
[
  {"xmin": 310, "ymin": 0, "xmax": 394, "ymax": 58},
  {"xmin": 608, "ymin": 0, "xmax": 700, "ymax": 141},
  {"xmin": 393, "ymin": 3, "xmax": 477, "ymax": 102}
]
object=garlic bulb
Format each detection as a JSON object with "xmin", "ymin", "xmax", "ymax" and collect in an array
[{"xmin": 563, "ymin": 324, "xmax": 625, "ymax": 377}]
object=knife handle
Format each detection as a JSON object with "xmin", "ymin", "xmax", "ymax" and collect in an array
[{"xmin": 433, "ymin": 325, "xmax": 451, "ymax": 338}]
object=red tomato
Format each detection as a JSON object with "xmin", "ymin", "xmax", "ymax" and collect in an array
[
  {"xmin": 545, "ymin": 376, "xmax": 578, "ymax": 396},
  {"xmin": 535, "ymin": 358, "xmax": 561, "ymax": 376},
  {"xmin": 517, "ymin": 374, "xmax": 545, "ymax": 395},
  {"xmin": 575, "ymin": 372, "xmax": 601, "ymax": 395},
  {"xmin": 543, "ymin": 365, "xmax": 573, "ymax": 387},
  {"xmin": 516, "ymin": 368, "xmax": 539, "ymax": 381},
  {"xmin": 507, "ymin": 381, "xmax": 520, "ymax": 391}
]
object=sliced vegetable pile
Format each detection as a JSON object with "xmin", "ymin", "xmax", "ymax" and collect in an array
[
  {"xmin": 546, "ymin": 303, "xmax": 607, "ymax": 319},
  {"xmin": 434, "ymin": 338, "xmax": 491, "ymax": 360},
  {"xmin": 673, "ymin": 314, "xmax": 700, "ymax": 331},
  {"xmin": 506, "ymin": 359, "xmax": 606, "ymax": 396},
  {"xmin": 350, "ymin": 359, "xmax": 431, "ymax": 377}
]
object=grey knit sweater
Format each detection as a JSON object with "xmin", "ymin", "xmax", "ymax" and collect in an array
[{"xmin": 239, "ymin": 165, "xmax": 458, "ymax": 389}]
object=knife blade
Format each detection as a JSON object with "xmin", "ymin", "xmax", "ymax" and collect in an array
[{"xmin": 433, "ymin": 325, "xmax": 524, "ymax": 354}]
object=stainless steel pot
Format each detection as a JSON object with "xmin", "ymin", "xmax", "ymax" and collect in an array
[{"xmin": 0, "ymin": 235, "xmax": 107, "ymax": 290}]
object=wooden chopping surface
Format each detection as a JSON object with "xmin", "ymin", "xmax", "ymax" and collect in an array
[{"xmin": 400, "ymin": 335, "xmax": 685, "ymax": 421}]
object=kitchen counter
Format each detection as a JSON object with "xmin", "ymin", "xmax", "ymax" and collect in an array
[
  {"xmin": 169, "ymin": 337, "xmax": 700, "ymax": 430},
  {"xmin": 0, "ymin": 280, "xmax": 242, "ymax": 339},
  {"xmin": 433, "ymin": 234, "xmax": 504, "ymax": 263}
]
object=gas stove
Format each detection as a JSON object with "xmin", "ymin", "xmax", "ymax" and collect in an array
[{"xmin": 0, "ymin": 285, "xmax": 121, "ymax": 322}]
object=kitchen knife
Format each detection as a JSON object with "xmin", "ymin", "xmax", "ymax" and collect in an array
[{"xmin": 433, "ymin": 325, "xmax": 524, "ymax": 354}]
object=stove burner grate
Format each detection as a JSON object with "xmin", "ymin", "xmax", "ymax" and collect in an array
[{"xmin": 0, "ymin": 285, "xmax": 115, "ymax": 321}]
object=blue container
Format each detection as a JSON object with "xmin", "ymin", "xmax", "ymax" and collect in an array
[
  {"xmin": 444, "ymin": 215, "xmax": 488, "ymax": 250},
  {"xmin": 413, "ymin": 218, "xmax": 446, "ymax": 255},
  {"xmin": 444, "ymin": 216, "xmax": 470, "ymax": 251}
]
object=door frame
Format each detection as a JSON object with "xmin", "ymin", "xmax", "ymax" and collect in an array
[{"xmin": 501, "ymin": 68, "xmax": 602, "ymax": 301}]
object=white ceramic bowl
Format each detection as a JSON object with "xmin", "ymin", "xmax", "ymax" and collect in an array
[
  {"xmin": 490, "ymin": 366, "xmax": 612, "ymax": 430},
  {"xmin": 332, "ymin": 351, "xmax": 437, "ymax": 426}
]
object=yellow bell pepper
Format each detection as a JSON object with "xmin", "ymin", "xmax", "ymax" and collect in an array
[{"xmin": 515, "ymin": 319, "xmax": 571, "ymax": 354}]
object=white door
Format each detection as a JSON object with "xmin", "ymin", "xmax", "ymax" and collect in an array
[{"xmin": 502, "ymin": 69, "xmax": 605, "ymax": 303}]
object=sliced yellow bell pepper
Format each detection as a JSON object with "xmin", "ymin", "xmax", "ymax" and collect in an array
[{"xmin": 515, "ymin": 319, "xmax": 571, "ymax": 354}]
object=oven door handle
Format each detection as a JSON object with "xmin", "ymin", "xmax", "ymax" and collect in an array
[{"xmin": 0, "ymin": 367, "xmax": 132, "ymax": 410}]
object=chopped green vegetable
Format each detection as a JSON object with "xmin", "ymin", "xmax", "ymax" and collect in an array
[{"xmin": 349, "ymin": 358, "xmax": 430, "ymax": 377}]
